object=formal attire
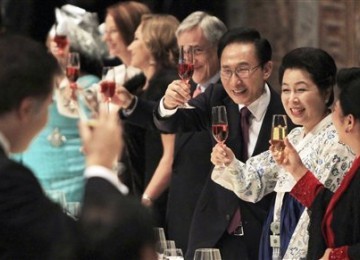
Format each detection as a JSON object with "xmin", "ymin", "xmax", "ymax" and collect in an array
[
  {"xmin": 291, "ymin": 156, "xmax": 360, "ymax": 259},
  {"xmin": 121, "ymin": 68, "xmax": 179, "ymax": 227},
  {"xmin": 13, "ymin": 74, "xmax": 99, "ymax": 203},
  {"xmin": 0, "ymin": 133, "xmax": 127, "ymax": 258},
  {"xmin": 212, "ymin": 115, "xmax": 354, "ymax": 259},
  {"xmin": 154, "ymin": 83, "xmax": 286, "ymax": 260}
]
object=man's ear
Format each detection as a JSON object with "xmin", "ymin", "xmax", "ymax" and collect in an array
[
  {"xmin": 263, "ymin": 61, "xmax": 273, "ymax": 80},
  {"xmin": 16, "ymin": 97, "xmax": 36, "ymax": 122}
]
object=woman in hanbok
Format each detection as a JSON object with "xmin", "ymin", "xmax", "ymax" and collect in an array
[
  {"xmin": 271, "ymin": 67, "xmax": 360, "ymax": 260},
  {"xmin": 210, "ymin": 47, "xmax": 355, "ymax": 259}
]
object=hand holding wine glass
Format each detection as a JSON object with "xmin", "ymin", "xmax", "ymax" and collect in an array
[
  {"xmin": 271, "ymin": 114, "xmax": 288, "ymax": 152},
  {"xmin": 100, "ymin": 66, "xmax": 116, "ymax": 112},
  {"xmin": 177, "ymin": 45, "xmax": 195, "ymax": 109},
  {"xmin": 66, "ymin": 52, "xmax": 80, "ymax": 90},
  {"xmin": 211, "ymin": 106, "xmax": 229, "ymax": 169}
]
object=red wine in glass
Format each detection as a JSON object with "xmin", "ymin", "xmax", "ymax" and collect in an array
[
  {"xmin": 100, "ymin": 81, "xmax": 116, "ymax": 100},
  {"xmin": 54, "ymin": 35, "xmax": 68, "ymax": 49},
  {"xmin": 212, "ymin": 124, "xmax": 229, "ymax": 143},
  {"xmin": 178, "ymin": 63, "xmax": 194, "ymax": 82},
  {"xmin": 66, "ymin": 66, "xmax": 80, "ymax": 83}
]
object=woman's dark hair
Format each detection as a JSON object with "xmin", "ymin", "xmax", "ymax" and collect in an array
[
  {"xmin": 336, "ymin": 67, "xmax": 360, "ymax": 120},
  {"xmin": 217, "ymin": 27, "xmax": 272, "ymax": 66},
  {"xmin": 279, "ymin": 47, "xmax": 337, "ymax": 107}
]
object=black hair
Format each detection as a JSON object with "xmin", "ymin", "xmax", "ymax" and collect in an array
[
  {"xmin": 336, "ymin": 67, "xmax": 360, "ymax": 120},
  {"xmin": 0, "ymin": 33, "xmax": 59, "ymax": 115},
  {"xmin": 278, "ymin": 47, "xmax": 337, "ymax": 107},
  {"xmin": 217, "ymin": 27, "xmax": 272, "ymax": 66}
]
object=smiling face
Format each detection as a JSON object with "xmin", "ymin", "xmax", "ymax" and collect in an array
[
  {"xmin": 127, "ymin": 24, "xmax": 153, "ymax": 70},
  {"xmin": 103, "ymin": 15, "xmax": 131, "ymax": 65},
  {"xmin": 177, "ymin": 26, "xmax": 219, "ymax": 85},
  {"xmin": 220, "ymin": 42, "xmax": 272, "ymax": 106},
  {"xmin": 281, "ymin": 68, "xmax": 329, "ymax": 133}
]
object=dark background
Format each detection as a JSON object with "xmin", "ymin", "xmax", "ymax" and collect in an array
[{"xmin": 0, "ymin": 0, "xmax": 226, "ymax": 44}]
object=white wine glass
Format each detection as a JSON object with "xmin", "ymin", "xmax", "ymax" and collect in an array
[
  {"xmin": 178, "ymin": 45, "xmax": 195, "ymax": 109},
  {"xmin": 163, "ymin": 248, "xmax": 184, "ymax": 260},
  {"xmin": 193, "ymin": 248, "xmax": 222, "ymax": 260},
  {"xmin": 156, "ymin": 240, "xmax": 176, "ymax": 260},
  {"xmin": 271, "ymin": 114, "xmax": 288, "ymax": 152}
]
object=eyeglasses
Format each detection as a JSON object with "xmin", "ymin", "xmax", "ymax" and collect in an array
[{"xmin": 220, "ymin": 63, "xmax": 262, "ymax": 80}]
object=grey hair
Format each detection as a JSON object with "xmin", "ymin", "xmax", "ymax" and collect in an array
[{"xmin": 176, "ymin": 11, "xmax": 227, "ymax": 46}]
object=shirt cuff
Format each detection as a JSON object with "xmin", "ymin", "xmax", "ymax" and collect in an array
[
  {"xmin": 290, "ymin": 170, "xmax": 323, "ymax": 208},
  {"xmin": 121, "ymin": 96, "xmax": 138, "ymax": 117},
  {"xmin": 329, "ymin": 246, "xmax": 349, "ymax": 260},
  {"xmin": 158, "ymin": 97, "xmax": 178, "ymax": 117},
  {"xmin": 85, "ymin": 165, "xmax": 129, "ymax": 195}
]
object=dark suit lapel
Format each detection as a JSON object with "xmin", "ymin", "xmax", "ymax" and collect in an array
[
  {"xmin": 223, "ymin": 97, "xmax": 243, "ymax": 160},
  {"xmin": 252, "ymin": 87, "xmax": 283, "ymax": 156}
]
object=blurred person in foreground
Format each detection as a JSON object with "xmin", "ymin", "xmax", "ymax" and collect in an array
[
  {"xmin": 271, "ymin": 67, "xmax": 360, "ymax": 260},
  {"xmin": 0, "ymin": 33, "xmax": 127, "ymax": 258}
]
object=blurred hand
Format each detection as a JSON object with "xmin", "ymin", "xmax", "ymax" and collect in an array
[
  {"xmin": 48, "ymin": 37, "xmax": 68, "ymax": 67},
  {"xmin": 79, "ymin": 106, "xmax": 123, "ymax": 169},
  {"xmin": 319, "ymin": 248, "xmax": 332, "ymax": 260},
  {"xmin": 163, "ymin": 80, "xmax": 191, "ymax": 109},
  {"xmin": 211, "ymin": 143, "xmax": 235, "ymax": 166},
  {"xmin": 112, "ymin": 85, "xmax": 134, "ymax": 109},
  {"xmin": 269, "ymin": 137, "xmax": 307, "ymax": 181}
]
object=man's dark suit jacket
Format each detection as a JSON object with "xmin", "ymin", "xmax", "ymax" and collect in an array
[
  {"xmin": 123, "ymin": 82, "xmax": 213, "ymax": 253},
  {"xmin": 0, "ymin": 147, "xmax": 122, "ymax": 258},
  {"xmin": 154, "ymin": 83, "xmax": 291, "ymax": 260}
]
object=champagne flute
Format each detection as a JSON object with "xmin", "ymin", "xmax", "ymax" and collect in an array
[
  {"xmin": 66, "ymin": 52, "xmax": 80, "ymax": 90},
  {"xmin": 178, "ymin": 45, "xmax": 195, "ymax": 109},
  {"xmin": 100, "ymin": 66, "xmax": 116, "ymax": 112},
  {"xmin": 271, "ymin": 114, "xmax": 288, "ymax": 152},
  {"xmin": 212, "ymin": 106, "xmax": 229, "ymax": 144},
  {"xmin": 212, "ymin": 106, "xmax": 229, "ymax": 169},
  {"xmin": 193, "ymin": 248, "xmax": 222, "ymax": 260}
]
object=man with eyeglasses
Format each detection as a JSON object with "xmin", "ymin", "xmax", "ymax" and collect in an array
[
  {"xmin": 114, "ymin": 11, "xmax": 227, "ymax": 254},
  {"xmin": 154, "ymin": 27, "xmax": 293, "ymax": 259}
]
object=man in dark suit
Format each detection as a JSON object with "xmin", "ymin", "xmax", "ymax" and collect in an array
[
  {"xmin": 115, "ymin": 11, "xmax": 227, "ymax": 253},
  {"xmin": 154, "ymin": 28, "xmax": 293, "ymax": 259},
  {"xmin": 0, "ymin": 34, "xmax": 128, "ymax": 258}
]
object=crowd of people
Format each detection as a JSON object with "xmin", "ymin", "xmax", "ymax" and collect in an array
[{"xmin": 1, "ymin": 1, "xmax": 360, "ymax": 260}]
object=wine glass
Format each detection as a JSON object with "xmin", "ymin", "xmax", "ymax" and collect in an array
[
  {"xmin": 163, "ymin": 248, "xmax": 184, "ymax": 260},
  {"xmin": 271, "ymin": 114, "xmax": 288, "ymax": 152},
  {"xmin": 100, "ymin": 66, "xmax": 116, "ymax": 112},
  {"xmin": 154, "ymin": 227, "xmax": 167, "ymax": 242},
  {"xmin": 156, "ymin": 240, "xmax": 176, "ymax": 260},
  {"xmin": 193, "ymin": 248, "xmax": 222, "ymax": 260},
  {"xmin": 66, "ymin": 52, "xmax": 80, "ymax": 90},
  {"xmin": 178, "ymin": 45, "xmax": 195, "ymax": 109},
  {"xmin": 212, "ymin": 106, "xmax": 229, "ymax": 144},
  {"xmin": 54, "ymin": 23, "xmax": 68, "ymax": 53},
  {"xmin": 77, "ymin": 88, "xmax": 100, "ymax": 128}
]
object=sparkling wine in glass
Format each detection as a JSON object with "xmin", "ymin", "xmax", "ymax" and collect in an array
[
  {"xmin": 100, "ymin": 66, "xmax": 116, "ymax": 112},
  {"xmin": 66, "ymin": 52, "xmax": 80, "ymax": 90},
  {"xmin": 271, "ymin": 114, "xmax": 288, "ymax": 152},
  {"xmin": 178, "ymin": 45, "xmax": 195, "ymax": 109},
  {"xmin": 212, "ymin": 106, "xmax": 229, "ymax": 144}
]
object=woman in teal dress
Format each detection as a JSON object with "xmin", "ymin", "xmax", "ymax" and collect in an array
[{"xmin": 13, "ymin": 5, "xmax": 105, "ymax": 203}]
